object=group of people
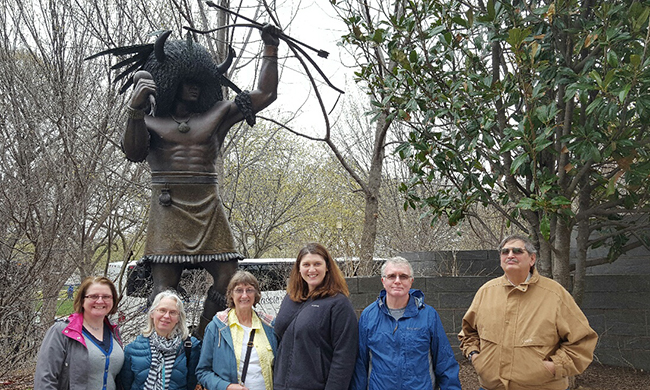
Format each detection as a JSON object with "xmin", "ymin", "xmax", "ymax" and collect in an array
[
  {"xmin": 34, "ymin": 243, "xmax": 352, "ymax": 390},
  {"xmin": 33, "ymin": 235, "xmax": 598, "ymax": 390}
]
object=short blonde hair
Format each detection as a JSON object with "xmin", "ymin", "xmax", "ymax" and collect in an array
[{"xmin": 142, "ymin": 290, "xmax": 189, "ymax": 339}]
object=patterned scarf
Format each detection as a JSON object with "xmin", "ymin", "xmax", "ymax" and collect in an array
[{"xmin": 144, "ymin": 332, "xmax": 182, "ymax": 390}]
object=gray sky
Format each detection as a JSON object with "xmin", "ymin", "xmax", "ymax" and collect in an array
[{"xmin": 269, "ymin": 0, "xmax": 355, "ymax": 135}]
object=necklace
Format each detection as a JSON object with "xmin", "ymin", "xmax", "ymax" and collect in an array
[
  {"xmin": 84, "ymin": 322, "xmax": 102, "ymax": 332},
  {"xmin": 171, "ymin": 114, "xmax": 193, "ymax": 133}
]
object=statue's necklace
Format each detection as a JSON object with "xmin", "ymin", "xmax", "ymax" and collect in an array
[{"xmin": 171, "ymin": 114, "xmax": 193, "ymax": 133}]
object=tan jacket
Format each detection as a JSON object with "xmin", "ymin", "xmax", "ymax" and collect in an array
[{"xmin": 458, "ymin": 269, "xmax": 598, "ymax": 390}]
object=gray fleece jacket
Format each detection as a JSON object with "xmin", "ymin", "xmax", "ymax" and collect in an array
[{"xmin": 34, "ymin": 312, "xmax": 123, "ymax": 390}]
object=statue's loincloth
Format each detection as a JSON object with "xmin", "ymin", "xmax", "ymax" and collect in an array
[{"xmin": 142, "ymin": 172, "xmax": 243, "ymax": 265}]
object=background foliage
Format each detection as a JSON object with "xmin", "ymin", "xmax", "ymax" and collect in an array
[{"xmin": 335, "ymin": 0, "xmax": 650, "ymax": 302}]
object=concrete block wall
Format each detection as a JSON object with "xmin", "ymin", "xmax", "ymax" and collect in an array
[
  {"xmin": 398, "ymin": 251, "xmax": 502, "ymax": 277},
  {"xmin": 345, "ymin": 274, "xmax": 650, "ymax": 371},
  {"xmin": 581, "ymin": 275, "xmax": 650, "ymax": 370}
]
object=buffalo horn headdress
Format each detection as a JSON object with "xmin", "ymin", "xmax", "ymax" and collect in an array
[{"xmin": 86, "ymin": 31, "xmax": 240, "ymax": 117}]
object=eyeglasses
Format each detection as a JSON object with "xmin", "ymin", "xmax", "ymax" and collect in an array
[
  {"xmin": 500, "ymin": 247, "xmax": 527, "ymax": 255},
  {"xmin": 383, "ymin": 273, "xmax": 412, "ymax": 281},
  {"xmin": 155, "ymin": 308, "xmax": 180, "ymax": 318},
  {"xmin": 84, "ymin": 294, "xmax": 113, "ymax": 301},
  {"xmin": 233, "ymin": 288, "xmax": 256, "ymax": 295}
]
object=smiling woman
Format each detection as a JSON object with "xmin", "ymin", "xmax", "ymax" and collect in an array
[
  {"xmin": 196, "ymin": 271, "xmax": 277, "ymax": 390},
  {"xmin": 120, "ymin": 290, "xmax": 201, "ymax": 390},
  {"xmin": 34, "ymin": 276, "xmax": 124, "ymax": 390},
  {"xmin": 272, "ymin": 243, "xmax": 358, "ymax": 390}
]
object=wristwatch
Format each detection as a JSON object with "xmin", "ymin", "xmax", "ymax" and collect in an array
[{"xmin": 468, "ymin": 350, "xmax": 480, "ymax": 361}]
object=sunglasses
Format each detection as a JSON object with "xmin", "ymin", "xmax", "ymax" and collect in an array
[{"xmin": 500, "ymin": 247, "xmax": 527, "ymax": 255}]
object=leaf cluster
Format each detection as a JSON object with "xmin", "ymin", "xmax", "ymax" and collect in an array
[{"xmin": 338, "ymin": 0, "xmax": 650, "ymax": 262}]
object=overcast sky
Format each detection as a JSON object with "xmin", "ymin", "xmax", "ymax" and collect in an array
[{"xmin": 263, "ymin": 0, "xmax": 356, "ymax": 135}]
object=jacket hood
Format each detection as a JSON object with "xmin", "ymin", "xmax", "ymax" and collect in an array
[{"xmin": 213, "ymin": 308, "xmax": 275, "ymax": 349}]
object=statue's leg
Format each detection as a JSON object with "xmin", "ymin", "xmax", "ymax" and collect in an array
[
  {"xmin": 195, "ymin": 259, "xmax": 238, "ymax": 338},
  {"xmin": 148, "ymin": 263, "xmax": 184, "ymax": 305}
]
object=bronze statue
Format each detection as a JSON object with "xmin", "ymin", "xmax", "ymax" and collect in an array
[{"xmin": 120, "ymin": 24, "xmax": 280, "ymax": 337}]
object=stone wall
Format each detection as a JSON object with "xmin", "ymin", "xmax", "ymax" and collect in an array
[{"xmin": 345, "ymin": 274, "xmax": 650, "ymax": 371}]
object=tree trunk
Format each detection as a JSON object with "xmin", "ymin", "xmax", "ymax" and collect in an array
[
  {"xmin": 573, "ymin": 183, "xmax": 591, "ymax": 304},
  {"xmin": 573, "ymin": 219, "xmax": 588, "ymax": 305},
  {"xmin": 358, "ymin": 112, "xmax": 388, "ymax": 275},
  {"xmin": 536, "ymin": 231, "xmax": 553, "ymax": 278},
  {"xmin": 553, "ymin": 218, "xmax": 572, "ymax": 289},
  {"xmin": 359, "ymin": 192, "xmax": 379, "ymax": 275}
]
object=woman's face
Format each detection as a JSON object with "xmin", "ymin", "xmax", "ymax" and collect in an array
[
  {"xmin": 151, "ymin": 297, "xmax": 180, "ymax": 337},
  {"xmin": 232, "ymin": 283, "xmax": 257, "ymax": 312},
  {"xmin": 299, "ymin": 253, "xmax": 328, "ymax": 292},
  {"xmin": 82, "ymin": 283, "xmax": 114, "ymax": 320}
]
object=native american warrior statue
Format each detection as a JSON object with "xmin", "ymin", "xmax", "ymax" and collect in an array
[{"xmin": 88, "ymin": 23, "xmax": 281, "ymax": 337}]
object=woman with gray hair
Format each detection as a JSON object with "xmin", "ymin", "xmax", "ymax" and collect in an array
[
  {"xmin": 121, "ymin": 290, "xmax": 201, "ymax": 390},
  {"xmin": 196, "ymin": 270, "xmax": 277, "ymax": 390}
]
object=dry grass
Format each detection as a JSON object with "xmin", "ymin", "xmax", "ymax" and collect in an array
[
  {"xmin": 459, "ymin": 359, "xmax": 650, "ymax": 390},
  {"xmin": 2, "ymin": 359, "xmax": 648, "ymax": 389}
]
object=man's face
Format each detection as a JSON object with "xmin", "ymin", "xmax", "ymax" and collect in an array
[
  {"xmin": 178, "ymin": 81, "xmax": 201, "ymax": 102},
  {"xmin": 500, "ymin": 239, "xmax": 536, "ymax": 280},
  {"xmin": 382, "ymin": 263, "xmax": 413, "ymax": 300}
]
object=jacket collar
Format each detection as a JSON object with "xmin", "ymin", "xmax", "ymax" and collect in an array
[
  {"xmin": 377, "ymin": 288, "xmax": 425, "ymax": 318},
  {"xmin": 216, "ymin": 308, "xmax": 274, "ymax": 328},
  {"xmin": 500, "ymin": 267, "xmax": 540, "ymax": 292},
  {"xmin": 213, "ymin": 308, "xmax": 274, "ymax": 348},
  {"xmin": 62, "ymin": 312, "xmax": 121, "ymax": 347}
]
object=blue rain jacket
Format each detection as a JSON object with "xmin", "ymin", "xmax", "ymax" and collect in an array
[{"xmin": 350, "ymin": 289, "xmax": 461, "ymax": 390}]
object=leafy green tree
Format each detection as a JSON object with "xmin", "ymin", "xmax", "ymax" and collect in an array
[{"xmin": 336, "ymin": 0, "xmax": 650, "ymax": 301}]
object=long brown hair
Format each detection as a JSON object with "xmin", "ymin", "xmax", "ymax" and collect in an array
[
  {"xmin": 287, "ymin": 243, "xmax": 349, "ymax": 302},
  {"xmin": 73, "ymin": 276, "xmax": 119, "ymax": 315}
]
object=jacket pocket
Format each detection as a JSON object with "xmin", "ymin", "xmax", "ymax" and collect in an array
[
  {"xmin": 510, "ymin": 343, "xmax": 555, "ymax": 385},
  {"xmin": 473, "ymin": 337, "xmax": 502, "ymax": 390},
  {"xmin": 403, "ymin": 326, "xmax": 429, "ymax": 373},
  {"xmin": 301, "ymin": 346, "xmax": 325, "ymax": 386}
]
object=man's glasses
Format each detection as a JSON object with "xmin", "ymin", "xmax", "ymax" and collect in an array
[
  {"xmin": 233, "ymin": 288, "xmax": 256, "ymax": 295},
  {"xmin": 500, "ymin": 247, "xmax": 527, "ymax": 255},
  {"xmin": 155, "ymin": 308, "xmax": 180, "ymax": 318},
  {"xmin": 383, "ymin": 273, "xmax": 412, "ymax": 281},
  {"xmin": 84, "ymin": 294, "xmax": 113, "ymax": 301}
]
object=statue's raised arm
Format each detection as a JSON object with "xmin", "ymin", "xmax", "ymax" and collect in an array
[{"xmin": 220, "ymin": 23, "xmax": 281, "ymax": 131}]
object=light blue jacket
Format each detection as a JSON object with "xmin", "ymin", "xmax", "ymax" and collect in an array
[
  {"xmin": 120, "ymin": 334, "xmax": 201, "ymax": 390},
  {"xmin": 350, "ymin": 289, "xmax": 462, "ymax": 390},
  {"xmin": 196, "ymin": 310, "xmax": 278, "ymax": 390}
]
